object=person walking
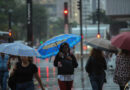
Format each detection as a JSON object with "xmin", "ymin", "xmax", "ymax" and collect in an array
[
  {"xmin": 85, "ymin": 48, "xmax": 107, "ymax": 90},
  {"xmin": 7, "ymin": 55, "xmax": 21, "ymax": 90},
  {"xmin": 0, "ymin": 53, "xmax": 9, "ymax": 90},
  {"xmin": 54, "ymin": 43, "xmax": 78, "ymax": 90},
  {"xmin": 113, "ymin": 49, "xmax": 130, "ymax": 90},
  {"xmin": 10, "ymin": 56, "xmax": 45, "ymax": 90}
]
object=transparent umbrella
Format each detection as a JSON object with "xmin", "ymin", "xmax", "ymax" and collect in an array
[
  {"xmin": 85, "ymin": 37, "xmax": 117, "ymax": 52},
  {"xmin": 2, "ymin": 42, "xmax": 40, "ymax": 56}
]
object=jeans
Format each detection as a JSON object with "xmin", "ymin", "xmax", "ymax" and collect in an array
[
  {"xmin": 0, "ymin": 71, "xmax": 9, "ymax": 90},
  {"xmin": 16, "ymin": 81, "xmax": 34, "ymax": 90},
  {"xmin": 119, "ymin": 85, "xmax": 125, "ymax": 90},
  {"xmin": 89, "ymin": 74, "xmax": 105, "ymax": 90}
]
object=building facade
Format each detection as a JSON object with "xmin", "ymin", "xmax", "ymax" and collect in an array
[{"xmin": 105, "ymin": 0, "xmax": 130, "ymax": 21}]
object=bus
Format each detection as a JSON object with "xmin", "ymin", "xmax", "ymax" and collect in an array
[{"xmin": 0, "ymin": 31, "xmax": 13, "ymax": 44}]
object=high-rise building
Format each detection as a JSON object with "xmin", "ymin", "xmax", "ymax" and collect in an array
[
  {"xmin": 70, "ymin": 0, "xmax": 79, "ymax": 24},
  {"xmin": 105, "ymin": 0, "xmax": 130, "ymax": 21},
  {"xmin": 81, "ymin": 0, "xmax": 106, "ymax": 25},
  {"xmin": 82, "ymin": 0, "xmax": 92, "ymax": 25}
]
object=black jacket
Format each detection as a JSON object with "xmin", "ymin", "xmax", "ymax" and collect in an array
[
  {"xmin": 54, "ymin": 53, "xmax": 78, "ymax": 75},
  {"xmin": 85, "ymin": 56, "xmax": 107, "ymax": 75}
]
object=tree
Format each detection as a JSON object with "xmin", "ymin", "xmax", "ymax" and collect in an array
[
  {"xmin": 0, "ymin": 0, "xmax": 16, "ymax": 31},
  {"xmin": 12, "ymin": 4, "xmax": 48, "ymax": 42},
  {"xmin": 48, "ymin": 18, "xmax": 64, "ymax": 38},
  {"xmin": 89, "ymin": 9, "xmax": 128, "ymax": 37},
  {"xmin": 89, "ymin": 9, "xmax": 112, "ymax": 24}
]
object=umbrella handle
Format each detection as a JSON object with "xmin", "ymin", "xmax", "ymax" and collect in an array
[
  {"xmin": 55, "ymin": 42, "xmax": 59, "ymax": 49},
  {"xmin": 49, "ymin": 57, "xmax": 51, "ymax": 62}
]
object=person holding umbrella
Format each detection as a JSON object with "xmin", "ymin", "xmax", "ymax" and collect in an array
[
  {"xmin": 54, "ymin": 42, "xmax": 78, "ymax": 90},
  {"xmin": 113, "ymin": 49, "xmax": 130, "ymax": 90},
  {"xmin": 85, "ymin": 48, "xmax": 107, "ymax": 90},
  {"xmin": 111, "ymin": 32, "xmax": 130, "ymax": 90},
  {"xmin": 10, "ymin": 56, "xmax": 45, "ymax": 90}
]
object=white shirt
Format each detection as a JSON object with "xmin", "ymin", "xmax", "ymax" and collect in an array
[{"xmin": 58, "ymin": 75, "xmax": 74, "ymax": 81}]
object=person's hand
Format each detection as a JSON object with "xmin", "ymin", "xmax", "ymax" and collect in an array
[
  {"xmin": 66, "ymin": 56, "xmax": 72, "ymax": 60},
  {"xmin": 58, "ymin": 61, "xmax": 62, "ymax": 67},
  {"xmin": 58, "ymin": 52, "xmax": 64, "ymax": 58},
  {"xmin": 13, "ymin": 65, "xmax": 17, "ymax": 71}
]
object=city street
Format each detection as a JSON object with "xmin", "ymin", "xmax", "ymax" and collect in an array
[
  {"xmin": 0, "ymin": 0, "xmax": 130, "ymax": 90},
  {"xmin": 34, "ymin": 57, "xmax": 119, "ymax": 90}
]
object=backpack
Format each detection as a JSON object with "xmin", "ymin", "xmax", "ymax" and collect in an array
[{"xmin": 60, "ymin": 58, "xmax": 74, "ymax": 74}]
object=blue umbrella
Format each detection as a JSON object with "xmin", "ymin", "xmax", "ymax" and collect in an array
[{"xmin": 37, "ymin": 34, "xmax": 81, "ymax": 59}]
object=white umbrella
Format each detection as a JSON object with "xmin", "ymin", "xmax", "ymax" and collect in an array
[
  {"xmin": 85, "ymin": 37, "xmax": 117, "ymax": 52},
  {"xmin": 2, "ymin": 42, "xmax": 40, "ymax": 56},
  {"xmin": 0, "ymin": 43, "xmax": 10, "ymax": 53}
]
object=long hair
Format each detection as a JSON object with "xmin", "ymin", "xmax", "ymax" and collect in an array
[
  {"xmin": 90, "ymin": 48, "xmax": 104, "ymax": 60},
  {"xmin": 59, "ymin": 42, "xmax": 70, "ymax": 54},
  {"xmin": 119, "ymin": 49, "xmax": 130, "ymax": 56}
]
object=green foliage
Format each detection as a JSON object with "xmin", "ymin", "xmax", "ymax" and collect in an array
[
  {"xmin": 0, "ymin": 0, "xmax": 48, "ymax": 43},
  {"xmin": 32, "ymin": 4, "xmax": 48, "ymax": 42},
  {"xmin": 12, "ymin": 4, "xmax": 48, "ymax": 42},
  {"xmin": 0, "ymin": 0, "xmax": 16, "ymax": 31},
  {"xmin": 89, "ymin": 9, "xmax": 112, "ymax": 24},
  {"xmin": 89, "ymin": 9, "xmax": 128, "ymax": 36},
  {"xmin": 70, "ymin": 21, "xmax": 78, "ymax": 27},
  {"xmin": 48, "ymin": 18, "xmax": 64, "ymax": 39}
]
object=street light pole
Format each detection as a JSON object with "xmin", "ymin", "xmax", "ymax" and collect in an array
[
  {"xmin": 97, "ymin": 0, "xmax": 100, "ymax": 34},
  {"xmin": 79, "ymin": 0, "xmax": 83, "ymax": 71},
  {"xmin": 8, "ymin": 9, "xmax": 13, "ymax": 43},
  {"xmin": 27, "ymin": 0, "xmax": 33, "ymax": 46},
  {"xmin": 8, "ymin": 10, "xmax": 12, "ymax": 30}
]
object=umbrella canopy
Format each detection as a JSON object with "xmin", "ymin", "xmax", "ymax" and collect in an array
[
  {"xmin": 111, "ymin": 32, "xmax": 130, "ymax": 50},
  {"xmin": 38, "ymin": 34, "xmax": 81, "ymax": 59},
  {"xmin": 85, "ymin": 37, "xmax": 117, "ymax": 52},
  {"xmin": 0, "ymin": 43, "xmax": 10, "ymax": 52},
  {"xmin": 2, "ymin": 42, "xmax": 39, "ymax": 56}
]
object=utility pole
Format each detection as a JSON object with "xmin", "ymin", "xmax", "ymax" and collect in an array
[
  {"xmin": 27, "ymin": 0, "xmax": 33, "ymax": 46},
  {"xmin": 97, "ymin": 0, "xmax": 100, "ymax": 35},
  {"xmin": 78, "ymin": 0, "xmax": 83, "ymax": 71},
  {"xmin": 8, "ymin": 10, "xmax": 12, "ymax": 31},
  {"xmin": 8, "ymin": 9, "xmax": 13, "ymax": 43}
]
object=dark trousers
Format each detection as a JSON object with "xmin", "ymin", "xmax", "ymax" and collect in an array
[
  {"xmin": 119, "ymin": 85, "xmax": 125, "ymax": 90},
  {"xmin": 58, "ymin": 79, "xmax": 73, "ymax": 90},
  {"xmin": 89, "ymin": 74, "xmax": 105, "ymax": 90},
  {"xmin": 16, "ymin": 81, "xmax": 34, "ymax": 90}
]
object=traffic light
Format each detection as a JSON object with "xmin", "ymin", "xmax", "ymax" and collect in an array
[
  {"xmin": 64, "ymin": 2, "xmax": 68, "ymax": 24},
  {"xmin": 8, "ymin": 30, "xmax": 14, "ymax": 43},
  {"xmin": 9, "ymin": 31, "xmax": 12, "ymax": 37},
  {"xmin": 97, "ymin": 33, "xmax": 101, "ymax": 38},
  {"xmin": 83, "ymin": 45, "xmax": 87, "ymax": 51},
  {"xmin": 64, "ymin": 10, "xmax": 68, "ymax": 15},
  {"xmin": 77, "ymin": 1, "xmax": 81, "ymax": 10},
  {"xmin": 40, "ymin": 41, "xmax": 43, "ymax": 44}
]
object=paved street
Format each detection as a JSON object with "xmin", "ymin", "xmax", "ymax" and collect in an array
[{"xmin": 34, "ymin": 57, "xmax": 119, "ymax": 90}]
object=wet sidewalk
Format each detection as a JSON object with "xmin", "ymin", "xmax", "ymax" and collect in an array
[{"xmin": 34, "ymin": 58, "xmax": 119, "ymax": 90}]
